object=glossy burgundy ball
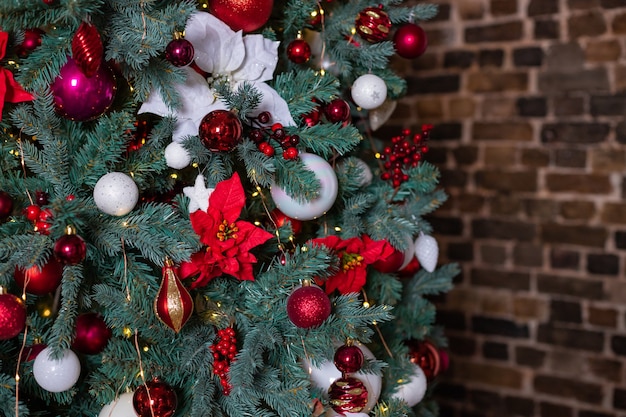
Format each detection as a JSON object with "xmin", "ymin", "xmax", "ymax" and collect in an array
[
  {"xmin": 324, "ymin": 99, "xmax": 351, "ymax": 123},
  {"xmin": 133, "ymin": 379, "xmax": 178, "ymax": 417},
  {"xmin": 199, "ymin": 110, "xmax": 243, "ymax": 152},
  {"xmin": 286, "ymin": 285, "xmax": 331, "ymax": 328},
  {"xmin": 14, "ymin": 257, "xmax": 64, "ymax": 295},
  {"xmin": 72, "ymin": 313, "xmax": 112, "ymax": 355},
  {"xmin": 334, "ymin": 344, "xmax": 364, "ymax": 373},
  {"xmin": 16, "ymin": 28, "xmax": 44, "ymax": 58},
  {"xmin": 393, "ymin": 23, "xmax": 428, "ymax": 59},
  {"xmin": 54, "ymin": 234, "xmax": 87, "ymax": 265},
  {"xmin": 0, "ymin": 191, "xmax": 13, "ymax": 220},
  {"xmin": 165, "ymin": 38, "xmax": 195, "ymax": 67},
  {"xmin": 287, "ymin": 39, "xmax": 311, "ymax": 64}
]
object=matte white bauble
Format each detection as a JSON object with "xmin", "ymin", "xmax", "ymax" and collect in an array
[
  {"xmin": 93, "ymin": 172, "xmax": 139, "ymax": 216},
  {"xmin": 164, "ymin": 142, "xmax": 191, "ymax": 169},
  {"xmin": 391, "ymin": 363, "xmax": 428, "ymax": 407},
  {"xmin": 271, "ymin": 152, "xmax": 338, "ymax": 220},
  {"xmin": 33, "ymin": 347, "xmax": 81, "ymax": 392},
  {"xmin": 99, "ymin": 392, "xmax": 138, "ymax": 417},
  {"xmin": 414, "ymin": 233, "xmax": 439, "ymax": 272},
  {"xmin": 351, "ymin": 74, "xmax": 387, "ymax": 110},
  {"xmin": 303, "ymin": 342, "xmax": 381, "ymax": 413}
]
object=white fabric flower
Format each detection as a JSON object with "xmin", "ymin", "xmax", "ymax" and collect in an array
[{"xmin": 139, "ymin": 12, "xmax": 295, "ymax": 168}]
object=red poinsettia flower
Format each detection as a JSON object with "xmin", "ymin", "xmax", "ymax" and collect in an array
[
  {"xmin": 0, "ymin": 31, "xmax": 34, "ymax": 120},
  {"xmin": 311, "ymin": 235, "xmax": 395, "ymax": 294},
  {"xmin": 180, "ymin": 173, "xmax": 273, "ymax": 288}
]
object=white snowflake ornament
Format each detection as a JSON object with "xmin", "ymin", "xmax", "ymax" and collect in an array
[
  {"xmin": 414, "ymin": 232, "xmax": 439, "ymax": 272},
  {"xmin": 183, "ymin": 174, "xmax": 214, "ymax": 213}
]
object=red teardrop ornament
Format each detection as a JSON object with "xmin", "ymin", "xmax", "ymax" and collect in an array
[{"xmin": 154, "ymin": 259, "xmax": 194, "ymax": 333}]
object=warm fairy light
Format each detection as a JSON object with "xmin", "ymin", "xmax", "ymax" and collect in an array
[
  {"xmin": 372, "ymin": 320, "xmax": 377, "ymax": 325},
  {"xmin": 301, "ymin": 246, "xmax": 308, "ymax": 252},
  {"xmin": 170, "ymin": 173, "xmax": 178, "ymax": 179},
  {"xmin": 351, "ymin": 27, "xmax": 357, "ymax": 35},
  {"xmin": 288, "ymin": 235, "xmax": 294, "ymax": 242},
  {"xmin": 375, "ymin": 152, "xmax": 381, "ymax": 159},
  {"xmin": 192, "ymin": 162, "xmax": 199, "ymax": 168},
  {"xmin": 252, "ymin": 191, "xmax": 260, "ymax": 197},
  {"xmin": 15, "ymin": 374, "xmax": 20, "ymax": 382},
  {"xmin": 143, "ymin": 346, "xmax": 149, "ymax": 352},
  {"xmin": 363, "ymin": 301, "xmax": 370, "ymax": 308},
  {"xmin": 254, "ymin": 221, "xmax": 261, "ymax": 226},
  {"xmin": 40, "ymin": 307, "xmax": 52, "ymax": 318},
  {"xmin": 123, "ymin": 327, "xmax": 133, "ymax": 338},
  {"xmin": 122, "ymin": 222, "xmax": 129, "ymax": 227},
  {"xmin": 396, "ymin": 378, "xmax": 405, "ymax": 384},
  {"xmin": 319, "ymin": 69, "xmax": 326, "ymax": 76},
  {"xmin": 129, "ymin": 171, "xmax": 135, "ymax": 178},
  {"xmin": 334, "ymin": 226, "xmax": 341, "ymax": 232}
]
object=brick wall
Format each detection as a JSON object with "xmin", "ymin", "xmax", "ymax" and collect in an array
[{"xmin": 388, "ymin": 1, "xmax": 626, "ymax": 416}]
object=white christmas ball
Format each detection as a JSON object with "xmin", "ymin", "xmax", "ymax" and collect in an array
[
  {"xmin": 271, "ymin": 152, "xmax": 338, "ymax": 220},
  {"xmin": 351, "ymin": 74, "xmax": 387, "ymax": 110},
  {"xmin": 414, "ymin": 233, "xmax": 439, "ymax": 272},
  {"xmin": 99, "ymin": 392, "xmax": 138, "ymax": 417},
  {"xmin": 93, "ymin": 172, "xmax": 139, "ymax": 216},
  {"xmin": 303, "ymin": 342, "xmax": 381, "ymax": 413},
  {"xmin": 391, "ymin": 364, "xmax": 427, "ymax": 407},
  {"xmin": 33, "ymin": 347, "xmax": 81, "ymax": 393},
  {"xmin": 165, "ymin": 142, "xmax": 191, "ymax": 169}
]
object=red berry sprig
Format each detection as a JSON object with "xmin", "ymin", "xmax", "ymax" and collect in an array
[
  {"xmin": 23, "ymin": 191, "xmax": 53, "ymax": 235},
  {"xmin": 379, "ymin": 124, "xmax": 433, "ymax": 188},
  {"xmin": 248, "ymin": 112, "xmax": 300, "ymax": 160},
  {"xmin": 210, "ymin": 327, "xmax": 238, "ymax": 395}
]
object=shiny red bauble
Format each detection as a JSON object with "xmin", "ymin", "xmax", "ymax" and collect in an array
[
  {"xmin": 21, "ymin": 343, "xmax": 47, "ymax": 362},
  {"xmin": 16, "ymin": 28, "xmax": 44, "ymax": 58},
  {"xmin": 54, "ymin": 233, "xmax": 87, "ymax": 265},
  {"xmin": 355, "ymin": 6, "xmax": 392, "ymax": 43},
  {"xmin": 287, "ymin": 39, "xmax": 311, "ymax": 64},
  {"xmin": 323, "ymin": 99, "xmax": 351, "ymax": 124},
  {"xmin": 165, "ymin": 38, "xmax": 195, "ymax": 67},
  {"xmin": 72, "ymin": 21, "xmax": 104, "ymax": 77},
  {"xmin": 199, "ymin": 110, "xmax": 243, "ymax": 152},
  {"xmin": 0, "ymin": 292, "xmax": 27, "ymax": 340},
  {"xmin": 328, "ymin": 376, "xmax": 369, "ymax": 413},
  {"xmin": 270, "ymin": 208, "xmax": 302, "ymax": 235},
  {"xmin": 14, "ymin": 258, "xmax": 64, "ymax": 295},
  {"xmin": 209, "ymin": 0, "xmax": 274, "ymax": 33},
  {"xmin": 334, "ymin": 344, "xmax": 364, "ymax": 373},
  {"xmin": 393, "ymin": 23, "xmax": 428, "ymax": 59},
  {"xmin": 372, "ymin": 247, "xmax": 405, "ymax": 273},
  {"xmin": 0, "ymin": 191, "xmax": 13, "ymax": 220},
  {"xmin": 133, "ymin": 379, "xmax": 178, "ymax": 417},
  {"xmin": 286, "ymin": 285, "xmax": 331, "ymax": 328},
  {"xmin": 72, "ymin": 313, "xmax": 112, "ymax": 354},
  {"xmin": 406, "ymin": 339, "xmax": 441, "ymax": 381}
]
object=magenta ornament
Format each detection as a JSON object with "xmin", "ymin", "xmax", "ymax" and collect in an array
[
  {"xmin": 165, "ymin": 38, "xmax": 195, "ymax": 67},
  {"xmin": 51, "ymin": 57, "xmax": 117, "ymax": 121}
]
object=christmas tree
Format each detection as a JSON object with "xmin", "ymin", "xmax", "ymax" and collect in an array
[{"xmin": 0, "ymin": 1, "xmax": 459, "ymax": 416}]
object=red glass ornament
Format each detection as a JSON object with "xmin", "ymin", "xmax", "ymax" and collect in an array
[
  {"xmin": 270, "ymin": 208, "xmax": 302, "ymax": 235},
  {"xmin": 14, "ymin": 258, "xmax": 63, "ymax": 295},
  {"xmin": 155, "ymin": 259, "xmax": 193, "ymax": 333},
  {"xmin": 209, "ymin": 0, "xmax": 274, "ymax": 33},
  {"xmin": 302, "ymin": 108, "xmax": 320, "ymax": 127},
  {"xmin": 21, "ymin": 343, "xmax": 46, "ymax": 362},
  {"xmin": 72, "ymin": 313, "xmax": 112, "ymax": 354},
  {"xmin": 287, "ymin": 39, "xmax": 311, "ymax": 64},
  {"xmin": 393, "ymin": 23, "xmax": 428, "ymax": 59},
  {"xmin": 165, "ymin": 38, "xmax": 195, "ymax": 67},
  {"xmin": 286, "ymin": 284, "xmax": 331, "ymax": 328},
  {"xmin": 398, "ymin": 256, "xmax": 421, "ymax": 278},
  {"xmin": 406, "ymin": 339, "xmax": 441, "ymax": 381},
  {"xmin": 16, "ymin": 28, "xmax": 44, "ymax": 58},
  {"xmin": 199, "ymin": 110, "xmax": 243, "ymax": 152},
  {"xmin": 334, "ymin": 344, "xmax": 364, "ymax": 373},
  {"xmin": 0, "ymin": 292, "xmax": 27, "ymax": 340},
  {"xmin": 323, "ymin": 99, "xmax": 351, "ymax": 124},
  {"xmin": 43, "ymin": 0, "xmax": 55, "ymax": 4},
  {"xmin": 0, "ymin": 191, "xmax": 13, "ymax": 220},
  {"xmin": 372, "ymin": 247, "xmax": 405, "ymax": 273},
  {"xmin": 282, "ymin": 147, "xmax": 299, "ymax": 160},
  {"xmin": 35, "ymin": 190, "xmax": 49, "ymax": 206},
  {"xmin": 328, "ymin": 376, "xmax": 369, "ymax": 413},
  {"xmin": 54, "ymin": 228, "xmax": 86, "ymax": 265},
  {"xmin": 355, "ymin": 6, "xmax": 392, "ymax": 43},
  {"xmin": 133, "ymin": 378, "xmax": 177, "ymax": 417},
  {"xmin": 72, "ymin": 22, "xmax": 103, "ymax": 77},
  {"xmin": 24, "ymin": 204, "xmax": 41, "ymax": 221}
]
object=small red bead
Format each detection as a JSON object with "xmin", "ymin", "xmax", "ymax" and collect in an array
[
  {"xmin": 283, "ymin": 147, "xmax": 299, "ymax": 160},
  {"xmin": 24, "ymin": 204, "xmax": 41, "ymax": 221}
]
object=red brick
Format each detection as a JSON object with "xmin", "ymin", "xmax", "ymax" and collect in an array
[
  {"xmin": 559, "ymin": 201, "xmax": 596, "ymax": 220},
  {"xmin": 484, "ymin": 146, "xmax": 517, "ymax": 166},
  {"xmin": 568, "ymin": 11, "xmax": 607, "ymax": 38},
  {"xmin": 473, "ymin": 122, "xmax": 532, "ymax": 141},
  {"xmin": 521, "ymin": 149, "xmax": 550, "ymax": 167},
  {"xmin": 452, "ymin": 360, "xmax": 524, "ymax": 389},
  {"xmin": 601, "ymin": 203, "xmax": 626, "ymax": 224},
  {"xmin": 588, "ymin": 306, "xmax": 618, "ymax": 328},
  {"xmin": 477, "ymin": 170, "xmax": 537, "ymax": 192},
  {"xmin": 465, "ymin": 22, "xmax": 523, "ymax": 43},
  {"xmin": 590, "ymin": 148, "xmax": 626, "ymax": 171},
  {"xmin": 468, "ymin": 72, "xmax": 528, "ymax": 92},
  {"xmin": 534, "ymin": 374, "xmax": 603, "ymax": 403},
  {"xmin": 545, "ymin": 173, "xmax": 612, "ymax": 194},
  {"xmin": 612, "ymin": 12, "xmax": 626, "ymax": 34},
  {"xmin": 588, "ymin": 357, "xmax": 622, "ymax": 383},
  {"xmin": 541, "ymin": 223, "xmax": 608, "ymax": 247},
  {"xmin": 586, "ymin": 39, "xmax": 622, "ymax": 62}
]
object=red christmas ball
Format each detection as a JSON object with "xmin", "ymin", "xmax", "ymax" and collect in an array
[
  {"xmin": 133, "ymin": 379, "xmax": 178, "ymax": 417},
  {"xmin": 286, "ymin": 285, "xmax": 331, "ymax": 328},
  {"xmin": 16, "ymin": 28, "xmax": 44, "ymax": 58},
  {"xmin": 209, "ymin": 0, "xmax": 274, "ymax": 33},
  {"xmin": 0, "ymin": 292, "xmax": 27, "ymax": 340},
  {"xmin": 165, "ymin": 38, "xmax": 195, "ymax": 67},
  {"xmin": 406, "ymin": 339, "xmax": 441, "ymax": 381},
  {"xmin": 0, "ymin": 191, "xmax": 14, "ymax": 220},
  {"xmin": 14, "ymin": 258, "xmax": 64, "ymax": 295},
  {"xmin": 72, "ymin": 313, "xmax": 111, "ymax": 354},
  {"xmin": 54, "ymin": 233, "xmax": 87, "ymax": 265},
  {"xmin": 270, "ymin": 208, "xmax": 302, "ymax": 235},
  {"xmin": 372, "ymin": 247, "xmax": 405, "ymax": 273},
  {"xmin": 21, "ymin": 343, "xmax": 47, "ymax": 362},
  {"xmin": 328, "ymin": 376, "xmax": 369, "ymax": 414},
  {"xmin": 355, "ymin": 6, "xmax": 392, "ymax": 43},
  {"xmin": 323, "ymin": 99, "xmax": 351, "ymax": 124},
  {"xmin": 287, "ymin": 39, "xmax": 311, "ymax": 64},
  {"xmin": 24, "ymin": 204, "xmax": 41, "ymax": 221},
  {"xmin": 334, "ymin": 344, "xmax": 364, "ymax": 373},
  {"xmin": 398, "ymin": 256, "xmax": 420, "ymax": 278},
  {"xmin": 393, "ymin": 23, "xmax": 428, "ymax": 59},
  {"xmin": 72, "ymin": 22, "xmax": 104, "ymax": 77},
  {"xmin": 199, "ymin": 110, "xmax": 243, "ymax": 152}
]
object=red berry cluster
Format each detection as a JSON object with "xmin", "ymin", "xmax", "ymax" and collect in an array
[
  {"xmin": 380, "ymin": 124, "xmax": 433, "ymax": 188},
  {"xmin": 210, "ymin": 327, "xmax": 237, "ymax": 395},
  {"xmin": 24, "ymin": 191, "xmax": 53, "ymax": 235},
  {"xmin": 248, "ymin": 112, "xmax": 300, "ymax": 160}
]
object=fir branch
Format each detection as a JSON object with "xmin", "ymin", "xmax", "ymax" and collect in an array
[
  {"xmin": 387, "ymin": 4, "xmax": 440, "ymax": 23},
  {"xmin": 48, "ymin": 265, "xmax": 84, "ymax": 357},
  {"xmin": 365, "ymin": 269, "xmax": 403, "ymax": 306},
  {"xmin": 273, "ymin": 156, "xmax": 320, "ymax": 203},
  {"xmin": 366, "ymin": 214, "xmax": 417, "ymax": 249},
  {"xmin": 273, "ymin": 70, "xmax": 340, "ymax": 118},
  {"xmin": 214, "ymin": 81, "xmax": 262, "ymax": 120},
  {"xmin": 297, "ymin": 123, "xmax": 362, "ymax": 158},
  {"xmin": 129, "ymin": 58, "xmax": 186, "ymax": 107},
  {"xmin": 237, "ymin": 139, "xmax": 276, "ymax": 188},
  {"xmin": 406, "ymin": 263, "xmax": 459, "ymax": 297}
]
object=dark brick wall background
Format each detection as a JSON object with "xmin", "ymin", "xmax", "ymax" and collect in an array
[{"xmin": 388, "ymin": 1, "xmax": 626, "ymax": 416}]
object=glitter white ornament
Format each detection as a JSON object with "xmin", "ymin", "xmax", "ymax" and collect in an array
[
  {"xmin": 93, "ymin": 172, "xmax": 139, "ymax": 216},
  {"xmin": 164, "ymin": 142, "xmax": 191, "ymax": 169},
  {"xmin": 271, "ymin": 152, "xmax": 338, "ymax": 220},
  {"xmin": 183, "ymin": 174, "xmax": 214, "ymax": 213},
  {"xmin": 391, "ymin": 364, "xmax": 428, "ymax": 407},
  {"xmin": 99, "ymin": 392, "xmax": 138, "ymax": 417},
  {"xmin": 414, "ymin": 233, "xmax": 439, "ymax": 272},
  {"xmin": 33, "ymin": 347, "xmax": 81, "ymax": 393},
  {"xmin": 351, "ymin": 74, "xmax": 387, "ymax": 110}
]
